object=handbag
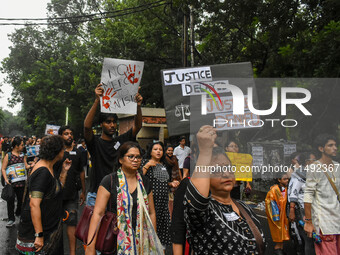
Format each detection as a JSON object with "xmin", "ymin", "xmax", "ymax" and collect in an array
[
  {"xmin": 75, "ymin": 175, "xmax": 119, "ymax": 254},
  {"xmin": 1, "ymin": 184, "xmax": 14, "ymax": 201}
]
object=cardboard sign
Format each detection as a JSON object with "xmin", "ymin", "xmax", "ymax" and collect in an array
[
  {"xmin": 161, "ymin": 62, "xmax": 257, "ymax": 136},
  {"xmin": 226, "ymin": 152, "xmax": 253, "ymax": 181},
  {"xmin": 100, "ymin": 58, "xmax": 144, "ymax": 114}
]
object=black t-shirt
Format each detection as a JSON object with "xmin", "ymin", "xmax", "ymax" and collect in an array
[
  {"xmin": 86, "ymin": 129, "xmax": 135, "ymax": 192},
  {"xmin": 53, "ymin": 147, "xmax": 84, "ymax": 200},
  {"xmin": 100, "ymin": 172, "xmax": 152, "ymax": 231},
  {"xmin": 18, "ymin": 167, "xmax": 63, "ymax": 240}
]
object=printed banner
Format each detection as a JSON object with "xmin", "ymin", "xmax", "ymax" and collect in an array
[{"xmin": 100, "ymin": 58, "xmax": 144, "ymax": 114}]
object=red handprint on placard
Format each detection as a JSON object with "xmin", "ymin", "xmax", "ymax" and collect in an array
[
  {"xmin": 124, "ymin": 64, "xmax": 141, "ymax": 84},
  {"xmin": 102, "ymin": 88, "xmax": 117, "ymax": 109}
]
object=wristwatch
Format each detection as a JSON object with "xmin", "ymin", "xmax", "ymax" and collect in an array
[{"xmin": 35, "ymin": 232, "xmax": 43, "ymax": 237}]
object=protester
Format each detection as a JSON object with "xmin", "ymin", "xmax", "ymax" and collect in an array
[
  {"xmin": 54, "ymin": 126, "xmax": 86, "ymax": 255},
  {"xmin": 85, "ymin": 141, "xmax": 163, "ymax": 255},
  {"xmin": 171, "ymin": 177, "xmax": 191, "ymax": 255},
  {"xmin": 1, "ymin": 136, "xmax": 10, "ymax": 160},
  {"xmin": 288, "ymin": 152, "xmax": 316, "ymax": 255},
  {"xmin": 83, "ymin": 83, "xmax": 143, "ymax": 206},
  {"xmin": 304, "ymin": 134, "xmax": 340, "ymax": 255},
  {"xmin": 142, "ymin": 141, "xmax": 179, "ymax": 249},
  {"xmin": 185, "ymin": 125, "xmax": 265, "ymax": 254},
  {"xmin": 265, "ymin": 172, "xmax": 290, "ymax": 255},
  {"xmin": 16, "ymin": 135, "xmax": 71, "ymax": 254},
  {"xmin": 173, "ymin": 136, "xmax": 191, "ymax": 179},
  {"xmin": 225, "ymin": 140, "xmax": 252, "ymax": 199},
  {"xmin": 1, "ymin": 136, "xmax": 30, "ymax": 227},
  {"xmin": 164, "ymin": 144, "xmax": 180, "ymax": 216}
]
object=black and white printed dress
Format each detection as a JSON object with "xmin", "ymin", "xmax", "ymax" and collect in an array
[
  {"xmin": 184, "ymin": 180, "xmax": 265, "ymax": 255},
  {"xmin": 142, "ymin": 159, "xmax": 171, "ymax": 247}
]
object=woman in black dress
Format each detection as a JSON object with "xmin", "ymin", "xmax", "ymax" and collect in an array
[
  {"xmin": 16, "ymin": 135, "xmax": 71, "ymax": 254},
  {"xmin": 142, "ymin": 141, "xmax": 179, "ymax": 249}
]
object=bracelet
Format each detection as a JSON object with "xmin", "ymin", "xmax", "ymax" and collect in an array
[{"xmin": 305, "ymin": 218, "xmax": 312, "ymax": 221}]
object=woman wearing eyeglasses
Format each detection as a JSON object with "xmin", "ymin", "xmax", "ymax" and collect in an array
[
  {"xmin": 142, "ymin": 141, "xmax": 179, "ymax": 250},
  {"xmin": 85, "ymin": 141, "xmax": 162, "ymax": 255}
]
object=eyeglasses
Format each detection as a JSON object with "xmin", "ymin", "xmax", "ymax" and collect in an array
[{"xmin": 125, "ymin": 155, "xmax": 142, "ymax": 161}]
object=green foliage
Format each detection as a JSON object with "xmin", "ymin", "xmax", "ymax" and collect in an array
[{"xmin": 1, "ymin": 0, "xmax": 339, "ymax": 142}]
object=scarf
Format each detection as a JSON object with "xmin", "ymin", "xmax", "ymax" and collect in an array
[{"xmin": 116, "ymin": 168, "xmax": 163, "ymax": 255}]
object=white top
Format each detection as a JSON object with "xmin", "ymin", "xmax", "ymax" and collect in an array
[
  {"xmin": 173, "ymin": 145, "xmax": 191, "ymax": 168},
  {"xmin": 288, "ymin": 168, "xmax": 306, "ymax": 208},
  {"xmin": 304, "ymin": 160, "xmax": 340, "ymax": 235}
]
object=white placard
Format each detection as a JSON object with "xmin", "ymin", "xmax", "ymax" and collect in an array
[
  {"xmin": 163, "ymin": 67, "xmax": 212, "ymax": 86},
  {"xmin": 45, "ymin": 124, "xmax": 60, "ymax": 135},
  {"xmin": 181, "ymin": 80, "xmax": 230, "ymax": 96},
  {"xmin": 284, "ymin": 144, "xmax": 297, "ymax": 156},
  {"xmin": 100, "ymin": 58, "xmax": 144, "ymax": 114},
  {"xmin": 252, "ymin": 146, "xmax": 263, "ymax": 156}
]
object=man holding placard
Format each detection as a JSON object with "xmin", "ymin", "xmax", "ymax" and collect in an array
[{"xmin": 84, "ymin": 83, "xmax": 143, "ymax": 206}]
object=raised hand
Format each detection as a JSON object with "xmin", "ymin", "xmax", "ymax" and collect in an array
[
  {"xmin": 124, "ymin": 64, "xmax": 141, "ymax": 84},
  {"xmin": 134, "ymin": 87, "xmax": 143, "ymax": 106},
  {"xmin": 102, "ymin": 88, "xmax": 117, "ymax": 109},
  {"xmin": 95, "ymin": 83, "xmax": 104, "ymax": 100}
]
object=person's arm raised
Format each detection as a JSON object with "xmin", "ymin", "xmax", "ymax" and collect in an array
[
  {"xmin": 132, "ymin": 87, "xmax": 143, "ymax": 137},
  {"xmin": 84, "ymin": 84, "xmax": 104, "ymax": 142},
  {"xmin": 191, "ymin": 125, "xmax": 217, "ymax": 198}
]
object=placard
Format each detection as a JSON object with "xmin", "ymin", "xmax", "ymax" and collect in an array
[
  {"xmin": 100, "ymin": 58, "xmax": 144, "ymax": 114},
  {"xmin": 45, "ymin": 124, "xmax": 60, "ymax": 135}
]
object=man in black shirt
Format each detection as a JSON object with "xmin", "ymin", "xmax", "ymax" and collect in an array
[
  {"xmin": 54, "ymin": 126, "xmax": 85, "ymax": 255},
  {"xmin": 84, "ymin": 83, "xmax": 143, "ymax": 206}
]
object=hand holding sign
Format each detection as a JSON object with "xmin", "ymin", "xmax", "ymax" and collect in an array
[
  {"xmin": 135, "ymin": 87, "xmax": 143, "ymax": 106},
  {"xmin": 95, "ymin": 83, "xmax": 104, "ymax": 100},
  {"xmin": 102, "ymin": 88, "xmax": 117, "ymax": 109}
]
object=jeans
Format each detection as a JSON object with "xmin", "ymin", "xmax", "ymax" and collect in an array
[{"xmin": 86, "ymin": 192, "xmax": 97, "ymax": 206}]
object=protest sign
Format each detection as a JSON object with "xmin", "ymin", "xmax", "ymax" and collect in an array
[
  {"xmin": 226, "ymin": 152, "xmax": 253, "ymax": 181},
  {"xmin": 100, "ymin": 58, "xmax": 144, "ymax": 114},
  {"xmin": 45, "ymin": 124, "xmax": 60, "ymax": 135},
  {"xmin": 26, "ymin": 145, "xmax": 40, "ymax": 157},
  {"xmin": 161, "ymin": 62, "xmax": 257, "ymax": 136}
]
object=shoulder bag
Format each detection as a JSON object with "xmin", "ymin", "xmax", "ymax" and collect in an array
[
  {"xmin": 233, "ymin": 199, "xmax": 265, "ymax": 255},
  {"xmin": 75, "ymin": 174, "xmax": 119, "ymax": 254}
]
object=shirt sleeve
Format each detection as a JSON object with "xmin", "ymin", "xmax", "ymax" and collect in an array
[
  {"xmin": 117, "ymin": 128, "xmax": 135, "ymax": 144},
  {"xmin": 29, "ymin": 168, "xmax": 53, "ymax": 198},
  {"xmin": 304, "ymin": 166, "xmax": 318, "ymax": 204},
  {"xmin": 184, "ymin": 180, "xmax": 210, "ymax": 230},
  {"xmin": 183, "ymin": 157, "xmax": 190, "ymax": 169},
  {"xmin": 100, "ymin": 174, "xmax": 112, "ymax": 193}
]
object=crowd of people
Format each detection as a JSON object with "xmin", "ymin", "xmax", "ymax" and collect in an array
[{"xmin": 0, "ymin": 84, "xmax": 339, "ymax": 255}]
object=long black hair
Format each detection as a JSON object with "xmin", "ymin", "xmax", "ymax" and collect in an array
[
  {"xmin": 145, "ymin": 141, "xmax": 165, "ymax": 162},
  {"xmin": 11, "ymin": 136, "xmax": 23, "ymax": 151}
]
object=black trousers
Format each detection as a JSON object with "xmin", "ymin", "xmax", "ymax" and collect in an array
[{"xmin": 7, "ymin": 185, "xmax": 25, "ymax": 221}]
